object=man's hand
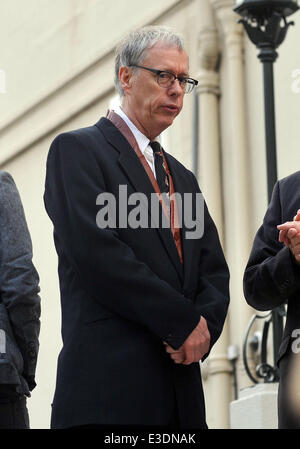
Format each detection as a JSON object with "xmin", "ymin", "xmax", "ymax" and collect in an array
[
  {"xmin": 163, "ymin": 316, "xmax": 210, "ymax": 366},
  {"xmin": 278, "ymin": 209, "xmax": 300, "ymax": 246},
  {"xmin": 278, "ymin": 210, "xmax": 300, "ymax": 263},
  {"xmin": 289, "ymin": 232, "xmax": 300, "ymax": 264}
]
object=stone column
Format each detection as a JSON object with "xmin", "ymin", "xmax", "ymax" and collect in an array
[
  {"xmin": 196, "ymin": 1, "xmax": 232, "ymax": 428},
  {"xmin": 210, "ymin": 0, "xmax": 254, "ymax": 392}
]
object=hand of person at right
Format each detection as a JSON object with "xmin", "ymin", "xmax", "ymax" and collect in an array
[
  {"xmin": 278, "ymin": 209, "xmax": 300, "ymax": 246},
  {"xmin": 278, "ymin": 211, "xmax": 300, "ymax": 264}
]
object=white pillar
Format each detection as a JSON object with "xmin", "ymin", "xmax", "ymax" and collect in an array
[
  {"xmin": 211, "ymin": 0, "xmax": 253, "ymax": 391},
  {"xmin": 196, "ymin": 5, "xmax": 232, "ymax": 428}
]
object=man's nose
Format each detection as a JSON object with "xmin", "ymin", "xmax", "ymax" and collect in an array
[{"xmin": 168, "ymin": 78, "xmax": 183, "ymax": 96}]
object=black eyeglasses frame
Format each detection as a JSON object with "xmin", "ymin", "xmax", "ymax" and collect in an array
[{"xmin": 129, "ymin": 64, "xmax": 198, "ymax": 94}]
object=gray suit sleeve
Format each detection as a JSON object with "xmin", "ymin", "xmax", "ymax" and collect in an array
[{"xmin": 0, "ymin": 171, "xmax": 41, "ymax": 390}]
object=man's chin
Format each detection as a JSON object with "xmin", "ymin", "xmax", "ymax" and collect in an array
[
  {"xmin": 157, "ymin": 120, "xmax": 173, "ymax": 135},
  {"xmin": 149, "ymin": 115, "xmax": 177, "ymax": 138},
  {"xmin": 161, "ymin": 115, "xmax": 176, "ymax": 129}
]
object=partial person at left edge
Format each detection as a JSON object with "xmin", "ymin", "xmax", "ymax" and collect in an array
[{"xmin": 0, "ymin": 171, "xmax": 41, "ymax": 429}]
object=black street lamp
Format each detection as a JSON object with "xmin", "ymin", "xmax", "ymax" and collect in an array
[{"xmin": 234, "ymin": 0, "xmax": 299, "ymax": 383}]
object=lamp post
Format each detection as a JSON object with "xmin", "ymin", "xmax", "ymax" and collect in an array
[{"xmin": 234, "ymin": 0, "xmax": 299, "ymax": 382}]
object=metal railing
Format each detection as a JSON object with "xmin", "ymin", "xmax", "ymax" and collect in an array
[{"xmin": 242, "ymin": 305, "xmax": 286, "ymax": 384}]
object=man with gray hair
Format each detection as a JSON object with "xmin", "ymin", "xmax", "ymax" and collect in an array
[{"xmin": 44, "ymin": 26, "xmax": 229, "ymax": 429}]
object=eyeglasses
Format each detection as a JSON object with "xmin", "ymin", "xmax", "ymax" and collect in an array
[{"xmin": 129, "ymin": 64, "xmax": 198, "ymax": 94}]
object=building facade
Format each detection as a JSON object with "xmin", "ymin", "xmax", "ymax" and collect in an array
[{"xmin": 0, "ymin": 0, "xmax": 299, "ymax": 428}]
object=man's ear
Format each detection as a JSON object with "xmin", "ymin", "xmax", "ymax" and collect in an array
[{"xmin": 119, "ymin": 66, "xmax": 133, "ymax": 95}]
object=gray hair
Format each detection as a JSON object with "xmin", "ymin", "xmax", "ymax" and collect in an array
[{"xmin": 114, "ymin": 26, "xmax": 185, "ymax": 98}]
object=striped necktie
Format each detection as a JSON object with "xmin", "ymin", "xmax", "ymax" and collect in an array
[{"xmin": 150, "ymin": 141, "xmax": 169, "ymax": 194}]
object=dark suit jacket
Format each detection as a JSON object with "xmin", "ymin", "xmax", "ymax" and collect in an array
[
  {"xmin": 244, "ymin": 171, "xmax": 300, "ymax": 428},
  {"xmin": 44, "ymin": 116, "xmax": 230, "ymax": 429},
  {"xmin": 0, "ymin": 171, "xmax": 40, "ymax": 397}
]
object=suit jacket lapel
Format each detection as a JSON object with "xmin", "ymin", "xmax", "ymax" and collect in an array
[{"xmin": 96, "ymin": 118, "xmax": 184, "ymax": 282}]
